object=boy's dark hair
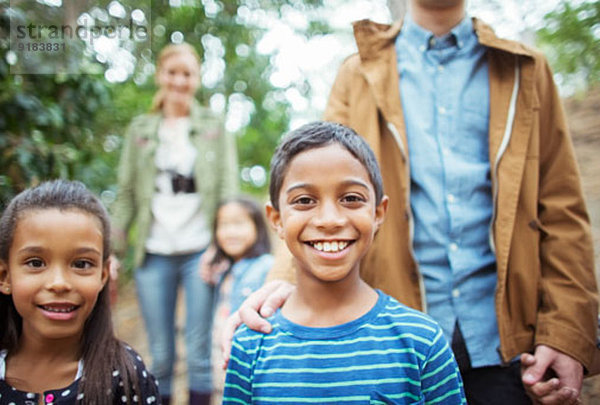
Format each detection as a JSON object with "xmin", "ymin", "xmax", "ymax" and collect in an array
[
  {"xmin": 269, "ymin": 121, "xmax": 384, "ymax": 210},
  {"xmin": 0, "ymin": 179, "xmax": 141, "ymax": 404},
  {"xmin": 211, "ymin": 195, "xmax": 271, "ymax": 266}
]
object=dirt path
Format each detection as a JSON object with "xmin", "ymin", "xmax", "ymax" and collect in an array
[{"xmin": 112, "ymin": 91, "xmax": 600, "ymax": 404}]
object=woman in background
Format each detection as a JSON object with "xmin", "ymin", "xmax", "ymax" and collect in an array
[{"xmin": 111, "ymin": 42, "xmax": 238, "ymax": 405}]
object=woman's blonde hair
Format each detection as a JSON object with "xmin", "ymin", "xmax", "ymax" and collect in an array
[{"xmin": 151, "ymin": 42, "xmax": 202, "ymax": 112}]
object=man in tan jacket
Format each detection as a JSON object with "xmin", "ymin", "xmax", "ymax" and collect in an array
[{"xmin": 222, "ymin": 1, "xmax": 598, "ymax": 404}]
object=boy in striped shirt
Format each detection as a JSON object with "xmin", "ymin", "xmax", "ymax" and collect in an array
[{"xmin": 223, "ymin": 121, "xmax": 466, "ymax": 404}]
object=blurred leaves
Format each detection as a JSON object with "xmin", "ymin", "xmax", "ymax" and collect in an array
[
  {"xmin": 536, "ymin": 0, "xmax": 600, "ymax": 92},
  {"xmin": 0, "ymin": 0, "xmax": 329, "ymax": 208}
]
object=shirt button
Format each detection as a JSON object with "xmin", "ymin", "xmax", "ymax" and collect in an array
[
  {"xmin": 449, "ymin": 243, "xmax": 458, "ymax": 251},
  {"xmin": 438, "ymin": 106, "xmax": 447, "ymax": 114},
  {"xmin": 442, "ymin": 148, "xmax": 450, "ymax": 156},
  {"xmin": 419, "ymin": 45, "xmax": 426, "ymax": 52},
  {"xmin": 452, "ymin": 288, "xmax": 460, "ymax": 298},
  {"xmin": 447, "ymin": 194, "xmax": 455, "ymax": 203},
  {"xmin": 437, "ymin": 64, "xmax": 444, "ymax": 72}
]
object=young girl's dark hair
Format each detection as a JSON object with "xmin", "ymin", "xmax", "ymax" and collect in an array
[
  {"xmin": 0, "ymin": 179, "xmax": 141, "ymax": 404},
  {"xmin": 211, "ymin": 196, "xmax": 271, "ymax": 266}
]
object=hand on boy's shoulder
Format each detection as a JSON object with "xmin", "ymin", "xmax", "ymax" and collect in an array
[
  {"xmin": 220, "ymin": 280, "xmax": 295, "ymax": 369},
  {"xmin": 233, "ymin": 316, "xmax": 278, "ymax": 340}
]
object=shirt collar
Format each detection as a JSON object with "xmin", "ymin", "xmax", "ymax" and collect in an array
[
  {"xmin": 450, "ymin": 15, "xmax": 475, "ymax": 49},
  {"xmin": 400, "ymin": 13, "xmax": 475, "ymax": 51}
]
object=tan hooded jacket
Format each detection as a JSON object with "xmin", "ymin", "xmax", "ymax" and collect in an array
[{"xmin": 269, "ymin": 18, "xmax": 599, "ymax": 373}]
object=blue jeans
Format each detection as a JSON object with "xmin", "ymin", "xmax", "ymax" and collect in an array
[{"xmin": 135, "ymin": 251, "xmax": 214, "ymax": 395}]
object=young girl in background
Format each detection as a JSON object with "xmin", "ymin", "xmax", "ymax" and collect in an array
[
  {"xmin": 0, "ymin": 180, "xmax": 160, "ymax": 404},
  {"xmin": 200, "ymin": 196, "xmax": 272, "ymax": 401}
]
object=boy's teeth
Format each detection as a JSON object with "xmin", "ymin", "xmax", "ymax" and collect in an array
[{"xmin": 311, "ymin": 241, "xmax": 348, "ymax": 252}]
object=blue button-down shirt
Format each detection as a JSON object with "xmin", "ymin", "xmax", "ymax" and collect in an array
[{"xmin": 396, "ymin": 15, "xmax": 501, "ymax": 367}]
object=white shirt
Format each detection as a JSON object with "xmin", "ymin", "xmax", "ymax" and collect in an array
[{"xmin": 145, "ymin": 117, "xmax": 211, "ymax": 255}]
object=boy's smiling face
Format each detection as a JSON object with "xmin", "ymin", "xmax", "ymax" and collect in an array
[{"xmin": 267, "ymin": 143, "xmax": 387, "ymax": 284}]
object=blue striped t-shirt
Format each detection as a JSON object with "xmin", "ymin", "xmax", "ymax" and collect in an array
[{"xmin": 223, "ymin": 290, "xmax": 466, "ymax": 404}]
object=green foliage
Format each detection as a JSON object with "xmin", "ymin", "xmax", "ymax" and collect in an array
[
  {"xmin": 142, "ymin": 0, "xmax": 328, "ymax": 195},
  {"xmin": 0, "ymin": 3, "xmax": 113, "ymax": 207},
  {"xmin": 0, "ymin": 72, "xmax": 117, "ymax": 206},
  {"xmin": 537, "ymin": 0, "xmax": 600, "ymax": 90},
  {"xmin": 0, "ymin": 0, "xmax": 138, "ymax": 207},
  {"xmin": 0, "ymin": 0, "xmax": 330, "ymax": 210}
]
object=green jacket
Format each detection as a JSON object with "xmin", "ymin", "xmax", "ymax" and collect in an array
[{"xmin": 111, "ymin": 101, "xmax": 239, "ymax": 268}]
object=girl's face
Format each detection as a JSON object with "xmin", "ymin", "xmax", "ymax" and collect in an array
[
  {"xmin": 216, "ymin": 203, "xmax": 258, "ymax": 262},
  {"xmin": 156, "ymin": 51, "xmax": 200, "ymax": 103},
  {"xmin": 0, "ymin": 209, "xmax": 109, "ymax": 342}
]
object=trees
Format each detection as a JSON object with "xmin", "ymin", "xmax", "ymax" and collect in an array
[
  {"xmin": 536, "ymin": 0, "xmax": 600, "ymax": 93},
  {"xmin": 0, "ymin": 0, "xmax": 327, "ymax": 208},
  {"xmin": 0, "ymin": 1, "xmax": 116, "ymax": 205}
]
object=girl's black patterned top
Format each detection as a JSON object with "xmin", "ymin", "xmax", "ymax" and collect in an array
[{"xmin": 0, "ymin": 346, "xmax": 160, "ymax": 404}]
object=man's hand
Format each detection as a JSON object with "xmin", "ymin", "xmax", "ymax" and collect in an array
[
  {"xmin": 220, "ymin": 280, "xmax": 295, "ymax": 369},
  {"xmin": 521, "ymin": 345, "xmax": 583, "ymax": 404}
]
